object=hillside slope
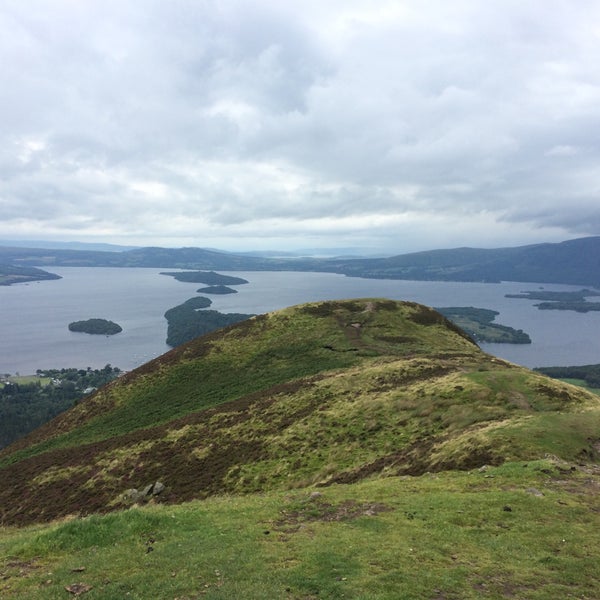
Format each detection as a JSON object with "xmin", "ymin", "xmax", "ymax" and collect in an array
[
  {"xmin": 1, "ymin": 299, "xmax": 599, "ymax": 529},
  {"xmin": 330, "ymin": 236, "xmax": 600, "ymax": 286}
]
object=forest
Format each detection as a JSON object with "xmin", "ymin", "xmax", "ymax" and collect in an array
[{"xmin": 0, "ymin": 365, "xmax": 121, "ymax": 448}]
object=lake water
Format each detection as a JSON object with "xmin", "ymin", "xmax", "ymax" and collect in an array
[{"xmin": 1, "ymin": 267, "xmax": 599, "ymax": 374}]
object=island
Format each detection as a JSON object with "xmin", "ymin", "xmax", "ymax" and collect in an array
[
  {"xmin": 161, "ymin": 270, "xmax": 249, "ymax": 285},
  {"xmin": 0, "ymin": 265, "xmax": 62, "ymax": 286},
  {"xmin": 505, "ymin": 289, "xmax": 600, "ymax": 312},
  {"xmin": 196, "ymin": 285, "xmax": 238, "ymax": 294},
  {"xmin": 164, "ymin": 296, "xmax": 253, "ymax": 346},
  {"xmin": 68, "ymin": 318, "xmax": 123, "ymax": 335},
  {"xmin": 436, "ymin": 307, "xmax": 531, "ymax": 344}
]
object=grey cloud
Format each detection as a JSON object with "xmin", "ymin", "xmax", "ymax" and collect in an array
[{"xmin": 1, "ymin": 1, "xmax": 600, "ymax": 250}]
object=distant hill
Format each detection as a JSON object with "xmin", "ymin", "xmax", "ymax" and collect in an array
[
  {"xmin": 1, "ymin": 236, "xmax": 599, "ymax": 286},
  {"xmin": 1, "ymin": 298, "xmax": 599, "ymax": 599},
  {"xmin": 327, "ymin": 236, "xmax": 600, "ymax": 286},
  {"xmin": 0, "ymin": 264, "xmax": 61, "ymax": 285}
]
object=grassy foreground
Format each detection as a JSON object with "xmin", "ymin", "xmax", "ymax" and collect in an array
[{"xmin": 2, "ymin": 459, "xmax": 599, "ymax": 600}]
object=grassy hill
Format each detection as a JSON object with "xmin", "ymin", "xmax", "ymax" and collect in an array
[{"xmin": 1, "ymin": 299, "xmax": 599, "ymax": 598}]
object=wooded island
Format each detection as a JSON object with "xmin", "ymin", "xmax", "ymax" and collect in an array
[{"xmin": 68, "ymin": 318, "xmax": 123, "ymax": 335}]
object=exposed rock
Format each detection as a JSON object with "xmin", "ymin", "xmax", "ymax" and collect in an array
[
  {"xmin": 152, "ymin": 481, "xmax": 165, "ymax": 495},
  {"xmin": 123, "ymin": 481, "xmax": 165, "ymax": 504}
]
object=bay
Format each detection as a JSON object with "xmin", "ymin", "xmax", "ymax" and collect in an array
[{"xmin": 1, "ymin": 266, "xmax": 599, "ymax": 374}]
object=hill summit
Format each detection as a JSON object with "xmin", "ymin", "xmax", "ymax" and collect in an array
[{"xmin": 2, "ymin": 298, "xmax": 599, "ymax": 528}]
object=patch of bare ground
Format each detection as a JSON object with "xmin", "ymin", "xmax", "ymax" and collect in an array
[
  {"xmin": 547, "ymin": 466, "xmax": 600, "ymax": 503},
  {"xmin": 272, "ymin": 493, "xmax": 392, "ymax": 533},
  {"xmin": 0, "ymin": 558, "xmax": 41, "ymax": 591}
]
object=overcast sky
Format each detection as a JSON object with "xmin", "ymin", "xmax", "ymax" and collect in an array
[{"xmin": 1, "ymin": 1, "xmax": 600, "ymax": 253}]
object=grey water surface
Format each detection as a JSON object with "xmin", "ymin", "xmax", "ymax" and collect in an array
[{"xmin": 1, "ymin": 267, "xmax": 599, "ymax": 373}]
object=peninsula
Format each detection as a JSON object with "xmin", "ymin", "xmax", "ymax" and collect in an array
[
  {"xmin": 0, "ymin": 264, "xmax": 61, "ymax": 286},
  {"xmin": 436, "ymin": 306, "xmax": 531, "ymax": 344}
]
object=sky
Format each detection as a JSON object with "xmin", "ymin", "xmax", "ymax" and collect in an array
[{"xmin": 1, "ymin": 0, "xmax": 600, "ymax": 254}]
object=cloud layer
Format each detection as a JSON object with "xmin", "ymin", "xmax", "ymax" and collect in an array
[{"xmin": 2, "ymin": 0, "xmax": 600, "ymax": 251}]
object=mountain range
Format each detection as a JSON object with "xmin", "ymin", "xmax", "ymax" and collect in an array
[{"xmin": 2, "ymin": 235, "xmax": 600, "ymax": 286}]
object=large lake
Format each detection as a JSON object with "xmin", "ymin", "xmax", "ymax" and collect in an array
[{"xmin": 1, "ymin": 267, "xmax": 599, "ymax": 374}]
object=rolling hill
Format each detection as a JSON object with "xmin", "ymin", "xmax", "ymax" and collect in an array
[
  {"xmin": 328, "ymin": 236, "xmax": 600, "ymax": 286},
  {"xmin": 1, "ymin": 299, "xmax": 599, "ymax": 598}
]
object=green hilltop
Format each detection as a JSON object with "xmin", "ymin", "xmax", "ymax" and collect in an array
[{"xmin": 1, "ymin": 299, "xmax": 599, "ymax": 598}]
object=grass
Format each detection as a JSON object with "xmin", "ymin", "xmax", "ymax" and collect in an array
[
  {"xmin": 1, "ymin": 298, "xmax": 600, "ymax": 597},
  {"xmin": 1, "ymin": 460, "xmax": 599, "ymax": 599},
  {"xmin": 0, "ymin": 375, "xmax": 51, "ymax": 387}
]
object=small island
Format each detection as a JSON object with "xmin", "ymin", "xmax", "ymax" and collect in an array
[
  {"xmin": 68, "ymin": 318, "xmax": 123, "ymax": 335},
  {"xmin": 196, "ymin": 285, "xmax": 238, "ymax": 295},
  {"xmin": 506, "ymin": 289, "xmax": 600, "ymax": 312},
  {"xmin": 160, "ymin": 270, "xmax": 249, "ymax": 286},
  {"xmin": 436, "ymin": 307, "xmax": 531, "ymax": 344}
]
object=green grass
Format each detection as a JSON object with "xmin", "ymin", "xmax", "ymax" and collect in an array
[
  {"xmin": 1, "ymin": 375, "xmax": 51, "ymax": 387},
  {"xmin": 2, "ymin": 460, "xmax": 599, "ymax": 599}
]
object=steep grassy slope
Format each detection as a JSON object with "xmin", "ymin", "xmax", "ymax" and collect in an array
[{"xmin": 1, "ymin": 298, "xmax": 599, "ymax": 531}]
